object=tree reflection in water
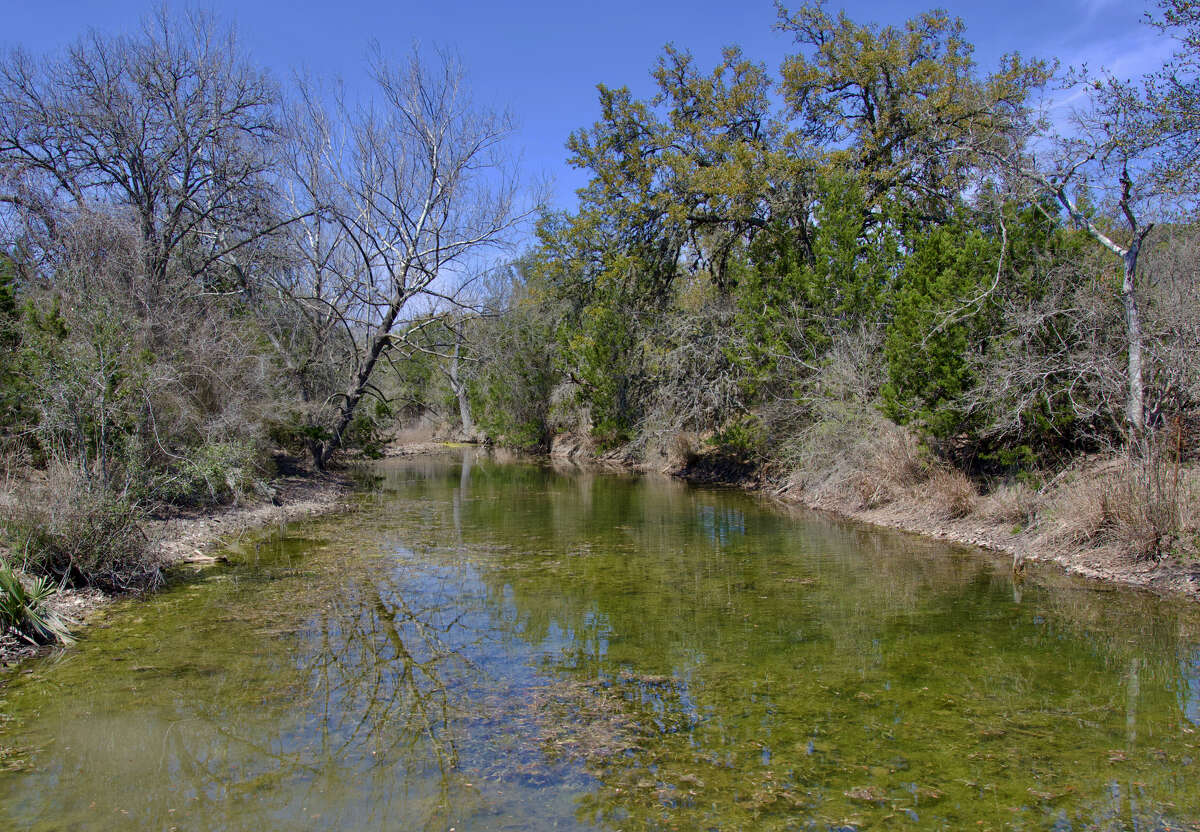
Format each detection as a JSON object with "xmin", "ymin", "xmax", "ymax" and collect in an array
[{"xmin": 3, "ymin": 452, "xmax": 1200, "ymax": 831}]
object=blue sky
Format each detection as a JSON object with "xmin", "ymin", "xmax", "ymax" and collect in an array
[{"xmin": 2, "ymin": 1, "xmax": 1177, "ymax": 211}]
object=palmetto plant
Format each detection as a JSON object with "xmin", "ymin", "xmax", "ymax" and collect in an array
[{"xmin": 0, "ymin": 565, "xmax": 73, "ymax": 645}]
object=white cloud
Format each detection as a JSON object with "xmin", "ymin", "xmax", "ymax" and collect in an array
[
  {"xmin": 1035, "ymin": 22, "xmax": 1175, "ymax": 137},
  {"xmin": 1066, "ymin": 26, "xmax": 1175, "ymax": 80},
  {"xmin": 1076, "ymin": 0, "xmax": 1126, "ymax": 20}
]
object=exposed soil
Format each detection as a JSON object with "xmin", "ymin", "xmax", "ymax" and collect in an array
[
  {"xmin": 1, "ymin": 470, "xmax": 352, "ymax": 670},
  {"xmin": 148, "ymin": 471, "xmax": 351, "ymax": 566}
]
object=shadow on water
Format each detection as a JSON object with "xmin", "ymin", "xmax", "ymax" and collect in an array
[{"xmin": 2, "ymin": 448, "xmax": 1200, "ymax": 830}]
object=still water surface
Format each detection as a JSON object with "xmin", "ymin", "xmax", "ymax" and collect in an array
[{"xmin": 2, "ymin": 452, "xmax": 1200, "ymax": 830}]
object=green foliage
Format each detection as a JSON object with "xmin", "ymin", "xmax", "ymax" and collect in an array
[
  {"xmin": 565, "ymin": 43, "xmax": 778, "ymax": 295},
  {"xmin": 882, "ymin": 219, "xmax": 1000, "ymax": 438},
  {"xmin": 344, "ymin": 399, "xmax": 395, "ymax": 460},
  {"xmin": 707, "ymin": 414, "xmax": 766, "ymax": 463},
  {"xmin": 16, "ymin": 290, "xmax": 154, "ymax": 481},
  {"xmin": 734, "ymin": 173, "xmax": 899, "ymax": 388},
  {"xmin": 153, "ymin": 441, "xmax": 262, "ymax": 506},
  {"xmin": 0, "ymin": 565, "xmax": 73, "ymax": 645},
  {"xmin": 388, "ymin": 344, "xmax": 439, "ymax": 423},
  {"xmin": 881, "ymin": 202, "xmax": 1122, "ymax": 466},
  {"xmin": 0, "ymin": 255, "xmax": 30, "ymax": 437},
  {"xmin": 564, "ymin": 302, "xmax": 642, "ymax": 446},
  {"xmin": 469, "ymin": 296, "xmax": 559, "ymax": 451},
  {"xmin": 266, "ymin": 416, "xmax": 331, "ymax": 454},
  {"xmin": 776, "ymin": 2, "xmax": 1050, "ymax": 226}
]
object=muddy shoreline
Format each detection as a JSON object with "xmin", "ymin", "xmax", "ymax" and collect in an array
[{"xmin": 1, "ymin": 471, "xmax": 353, "ymax": 670}]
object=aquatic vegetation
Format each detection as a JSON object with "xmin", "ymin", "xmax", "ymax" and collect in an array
[{"xmin": 1, "ymin": 453, "xmax": 1199, "ymax": 830}]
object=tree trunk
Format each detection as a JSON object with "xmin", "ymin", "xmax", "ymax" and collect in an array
[
  {"xmin": 314, "ymin": 287, "xmax": 407, "ymax": 469},
  {"xmin": 1049, "ymin": 181, "xmax": 1149, "ymax": 451},
  {"xmin": 449, "ymin": 336, "xmax": 475, "ymax": 438},
  {"xmin": 1121, "ymin": 246, "xmax": 1146, "ymax": 442},
  {"xmin": 456, "ymin": 384, "xmax": 475, "ymax": 438}
]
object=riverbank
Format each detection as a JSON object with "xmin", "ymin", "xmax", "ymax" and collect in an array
[
  {"xmin": 539, "ymin": 431, "xmax": 1200, "ymax": 604},
  {"xmin": 779, "ymin": 460, "xmax": 1200, "ymax": 603},
  {"xmin": 7, "ymin": 450, "xmax": 1199, "ymax": 831},
  {"xmin": 0, "ymin": 470, "xmax": 353, "ymax": 669}
]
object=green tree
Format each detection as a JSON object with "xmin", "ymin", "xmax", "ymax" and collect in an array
[
  {"xmin": 882, "ymin": 201, "xmax": 1116, "ymax": 465},
  {"xmin": 566, "ymin": 44, "xmax": 781, "ymax": 295},
  {"xmin": 882, "ymin": 218, "xmax": 1001, "ymax": 440},
  {"xmin": 468, "ymin": 269, "xmax": 561, "ymax": 450},
  {"xmin": 0, "ymin": 254, "xmax": 28, "ymax": 439},
  {"xmin": 775, "ymin": 0, "xmax": 1050, "ymax": 230},
  {"xmin": 733, "ymin": 171, "xmax": 898, "ymax": 390}
]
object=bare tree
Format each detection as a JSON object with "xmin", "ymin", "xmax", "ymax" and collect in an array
[
  {"xmin": 1026, "ymin": 104, "xmax": 1158, "ymax": 440},
  {"xmin": 0, "ymin": 7, "xmax": 284, "ymax": 299},
  {"xmin": 288, "ymin": 48, "xmax": 526, "ymax": 469},
  {"xmin": 975, "ymin": 64, "xmax": 1197, "ymax": 447}
]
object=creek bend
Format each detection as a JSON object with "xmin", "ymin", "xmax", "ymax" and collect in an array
[{"xmin": 2, "ymin": 451, "xmax": 1199, "ymax": 830}]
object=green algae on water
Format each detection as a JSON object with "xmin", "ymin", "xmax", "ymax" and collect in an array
[{"xmin": 1, "ymin": 450, "xmax": 1199, "ymax": 830}]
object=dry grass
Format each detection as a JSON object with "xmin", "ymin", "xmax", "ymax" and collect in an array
[
  {"xmin": 849, "ymin": 427, "xmax": 933, "ymax": 509},
  {"xmin": 643, "ymin": 430, "xmax": 702, "ymax": 473},
  {"xmin": 924, "ymin": 468, "xmax": 978, "ymax": 520},
  {"xmin": 1040, "ymin": 468, "xmax": 1109, "ymax": 548},
  {"xmin": 781, "ymin": 403, "xmax": 1200, "ymax": 568},
  {"xmin": 1042, "ymin": 457, "xmax": 1199, "ymax": 560},
  {"xmin": 979, "ymin": 481, "xmax": 1042, "ymax": 529},
  {"xmin": 1, "ymin": 461, "xmax": 161, "ymax": 592},
  {"xmin": 870, "ymin": 428, "xmax": 932, "ymax": 488}
]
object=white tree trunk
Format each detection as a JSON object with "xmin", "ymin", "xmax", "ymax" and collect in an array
[
  {"xmin": 449, "ymin": 336, "xmax": 475, "ymax": 437},
  {"xmin": 1121, "ymin": 247, "xmax": 1146, "ymax": 438}
]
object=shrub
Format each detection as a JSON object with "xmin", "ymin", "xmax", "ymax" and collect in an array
[
  {"xmin": 980, "ymin": 481, "xmax": 1041, "ymax": 529},
  {"xmin": 0, "ymin": 565, "xmax": 72, "ymax": 644},
  {"xmin": 1098, "ymin": 459, "xmax": 1195, "ymax": 560},
  {"xmin": 708, "ymin": 415, "xmax": 766, "ymax": 463},
  {"xmin": 149, "ymin": 441, "xmax": 263, "ymax": 507},
  {"xmin": 843, "ymin": 428, "xmax": 935, "ymax": 510},
  {"xmin": 1044, "ymin": 455, "xmax": 1199, "ymax": 560},
  {"xmin": 2, "ymin": 463, "xmax": 159, "ymax": 592},
  {"xmin": 925, "ymin": 468, "xmax": 978, "ymax": 520},
  {"xmin": 870, "ymin": 428, "xmax": 933, "ymax": 490},
  {"xmin": 1044, "ymin": 471, "xmax": 1109, "ymax": 547}
]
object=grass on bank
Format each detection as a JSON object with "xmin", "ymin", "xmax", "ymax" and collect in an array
[
  {"xmin": 780, "ymin": 416, "xmax": 1200, "ymax": 564},
  {"xmin": 0, "ymin": 443, "xmax": 275, "ymax": 648}
]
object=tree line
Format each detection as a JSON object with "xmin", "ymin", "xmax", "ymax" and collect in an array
[
  {"xmin": 422, "ymin": 1, "xmax": 1199, "ymax": 480},
  {"xmin": 0, "ymin": 9, "xmax": 524, "ymax": 602}
]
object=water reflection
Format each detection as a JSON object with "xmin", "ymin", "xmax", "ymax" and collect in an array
[
  {"xmin": 1, "ymin": 452, "xmax": 1199, "ymax": 831},
  {"xmin": 696, "ymin": 503, "xmax": 746, "ymax": 546},
  {"xmin": 1181, "ymin": 649, "xmax": 1200, "ymax": 729}
]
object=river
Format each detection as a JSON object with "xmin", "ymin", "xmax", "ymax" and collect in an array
[{"xmin": 2, "ymin": 451, "xmax": 1199, "ymax": 830}]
